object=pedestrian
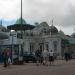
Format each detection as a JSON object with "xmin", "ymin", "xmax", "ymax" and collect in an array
[
  {"xmin": 49, "ymin": 50, "xmax": 54, "ymax": 65},
  {"xmin": 35, "ymin": 49, "xmax": 41, "ymax": 66},
  {"xmin": 64, "ymin": 52, "xmax": 69, "ymax": 62},
  {"xmin": 7, "ymin": 48, "xmax": 11, "ymax": 66},
  {"xmin": 3, "ymin": 48, "xmax": 8, "ymax": 67},
  {"xmin": 40, "ymin": 49, "xmax": 43, "ymax": 64},
  {"xmin": 42, "ymin": 49, "xmax": 49, "ymax": 66}
]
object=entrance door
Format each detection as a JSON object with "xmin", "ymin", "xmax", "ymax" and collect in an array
[{"xmin": 39, "ymin": 43, "xmax": 44, "ymax": 51}]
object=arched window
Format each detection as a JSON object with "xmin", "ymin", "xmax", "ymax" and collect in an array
[
  {"xmin": 30, "ymin": 43, "xmax": 34, "ymax": 53},
  {"xmin": 45, "ymin": 42, "xmax": 49, "ymax": 51},
  {"xmin": 40, "ymin": 28, "xmax": 49, "ymax": 35}
]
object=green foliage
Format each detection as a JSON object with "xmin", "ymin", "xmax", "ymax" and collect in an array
[{"xmin": 62, "ymin": 39, "xmax": 70, "ymax": 44}]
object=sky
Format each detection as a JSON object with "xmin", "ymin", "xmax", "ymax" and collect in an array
[{"xmin": 0, "ymin": 0, "xmax": 75, "ymax": 35}]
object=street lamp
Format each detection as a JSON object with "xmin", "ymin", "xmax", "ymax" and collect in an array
[
  {"xmin": 20, "ymin": 0, "xmax": 23, "ymax": 26},
  {"xmin": 10, "ymin": 30, "xmax": 15, "ymax": 63},
  {"xmin": 18, "ymin": 0, "xmax": 24, "ymax": 64}
]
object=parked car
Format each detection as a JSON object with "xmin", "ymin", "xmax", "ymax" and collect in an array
[{"xmin": 23, "ymin": 52, "xmax": 37, "ymax": 63}]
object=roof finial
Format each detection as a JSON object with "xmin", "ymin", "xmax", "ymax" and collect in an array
[{"xmin": 51, "ymin": 19, "xmax": 54, "ymax": 26}]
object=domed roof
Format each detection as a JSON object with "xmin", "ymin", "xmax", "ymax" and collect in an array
[
  {"xmin": 0, "ymin": 25, "xmax": 7, "ymax": 32},
  {"xmin": 0, "ymin": 25, "xmax": 8, "ymax": 39},
  {"xmin": 0, "ymin": 32, "xmax": 8, "ymax": 39},
  {"xmin": 49, "ymin": 25, "xmax": 58, "ymax": 34},
  {"xmin": 16, "ymin": 18, "xmax": 26, "ymax": 24},
  {"xmin": 40, "ymin": 22, "xmax": 49, "ymax": 27}
]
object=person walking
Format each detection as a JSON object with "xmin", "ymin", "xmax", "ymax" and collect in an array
[
  {"xmin": 3, "ymin": 48, "xmax": 8, "ymax": 67},
  {"xmin": 7, "ymin": 48, "xmax": 11, "ymax": 66},
  {"xmin": 40, "ymin": 49, "xmax": 43, "ymax": 64},
  {"xmin": 42, "ymin": 49, "xmax": 49, "ymax": 66},
  {"xmin": 49, "ymin": 50, "xmax": 54, "ymax": 65},
  {"xmin": 35, "ymin": 49, "xmax": 41, "ymax": 65},
  {"xmin": 64, "ymin": 52, "xmax": 69, "ymax": 62}
]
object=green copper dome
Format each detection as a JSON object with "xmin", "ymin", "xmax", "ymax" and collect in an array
[{"xmin": 16, "ymin": 18, "xmax": 26, "ymax": 24}]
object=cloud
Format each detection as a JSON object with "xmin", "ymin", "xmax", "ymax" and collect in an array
[
  {"xmin": 0, "ymin": 0, "xmax": 20, "ymax": 19},
  {"xmin": 61, "ymin": 3, "xmax": 75, "ymax": 26},
  {"xmin": 23, "ymin": 0, "xmax": 75, "ymax": 26},
  {"xmin": 0, "ymin": 0, "xmax": 75, "ymax": 35}
]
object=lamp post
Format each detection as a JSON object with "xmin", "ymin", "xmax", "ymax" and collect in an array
[
  {"xmin": 41, "ymin": 38, "xmax": 44, "ymax": 51},
  {"xmin": 10, "ymin": 30, "xmax": 15, "ymax": 63},
  {"xmin": 20, "ymin": 0, "xmax": 23, "ymax": 27},
  {"xmin": 18, "ymin": 0, "xmax": 24, "ymax": 64}
]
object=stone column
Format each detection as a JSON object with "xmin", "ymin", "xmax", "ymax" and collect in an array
[
  {"xmin": 57, "ymin": 38, "xmax": 62, "ymax": 59},
  {"xmin": 49, "ymin": 39, "xmax": 53, "ymax": 52},
  {"xmin": 19, "ymin": 44, "xmax": 23, "ymax": 61}
]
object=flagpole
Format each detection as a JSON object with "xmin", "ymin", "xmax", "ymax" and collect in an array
[
  {"xmin": 18, "ymin": 0, "xmax": 23, "ymax": 64},
  {"xmin": 21, "ymin": 0, "xmax": 22, "ymax": 25}
]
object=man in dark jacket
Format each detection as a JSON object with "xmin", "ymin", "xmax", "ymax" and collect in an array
[{"xmin": 3, "ymin": 48, "xmax": 8, "ymax": 67}]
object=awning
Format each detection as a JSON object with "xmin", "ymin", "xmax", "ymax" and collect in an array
[
  {"xmin": 7, "ymin": 24, "xmax": 35, "ymax": 31},
  {"xmin": 0, "ymin": 32, "xmax": 9, "ymax": 39}
]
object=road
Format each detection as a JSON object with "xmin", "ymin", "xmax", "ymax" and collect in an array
[{"xmin": 0, "ymin": 60, "xmax": 75, "ymax": 75}]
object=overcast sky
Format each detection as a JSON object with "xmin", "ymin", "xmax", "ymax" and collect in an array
[{"xmin": 0, "ymin": 0, "xmax": 75, "ymax": 35}]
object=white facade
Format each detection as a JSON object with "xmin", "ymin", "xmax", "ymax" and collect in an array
[
  {"xmin": 0, "ymin": 22, "xmax": 66, "ymax": 58},
  {"xmin": 23, "ymin": 22, "xmax": 62, "ymax": 58}
]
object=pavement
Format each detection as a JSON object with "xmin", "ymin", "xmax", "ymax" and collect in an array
[{"xmin": 0, "ymin": 59, "xmax": 75, "ymax": 75}]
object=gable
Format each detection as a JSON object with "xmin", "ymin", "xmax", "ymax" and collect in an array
[{"xmin": 32, "ymin": 22, "xmax": 50, "ymax": 35}]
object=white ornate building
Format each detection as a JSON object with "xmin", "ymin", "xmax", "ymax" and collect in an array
[
  {"xmin": 0, "ymin": 19, "xmax": 75, "ymax": 61},
  {"xmin": 23, "ymin": 22, "xmax": 61, "ymax": 57},
  {"xmin": 10, "ymin": 19, "xmax": 64, "ymax": 58}
]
